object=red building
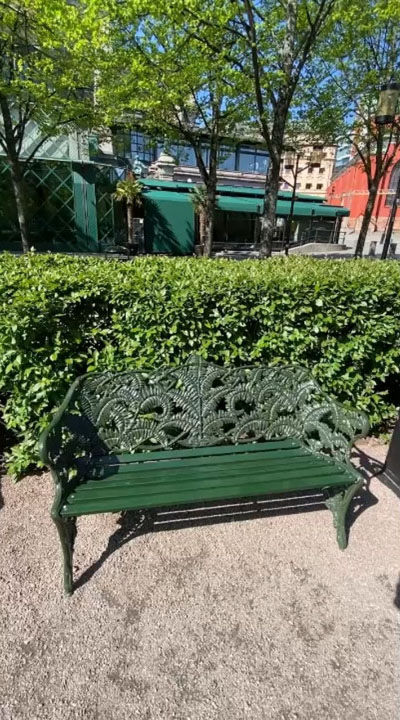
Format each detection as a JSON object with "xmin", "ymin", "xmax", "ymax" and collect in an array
[{"xmin": 327, "ymin": 146, "xmax": 400, "ymax": 234}]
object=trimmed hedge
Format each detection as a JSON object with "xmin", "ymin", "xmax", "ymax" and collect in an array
[{"xmin": 0, "ymin": 252, "xmax": 399, "ymax": 477}]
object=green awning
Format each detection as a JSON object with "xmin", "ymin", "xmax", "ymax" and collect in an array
[
  {"xmin": 144, "ymin": 189, "xmax": 192, "ymax": 203},
  {"xmin": 217, "ymin": 195, "xmax": 263, "ymax": 213},
  {"xmin": 276, "ymin": 200, "xmax": 348, "ymax": 217},
  {"xmin": 217, "ymin": 194, "xmax": 348, "ymax": 218},
  {"xmin": 142, "ymin": 187, "xmax": 349, "ymax": 254},
  {"xmin": 141, "ymin": 179, "xmax": 325, "ymax": 203},
  {"xmin": 216, "ymin": 185, "xmax": 325, "ymax": 203},
  {"xmin": 143, "ymin": 190, "xmax": 195, "ymax": 254},
  {"xmin": 280, "ymin": 201, "xmax": 349, "ymax": 218}
]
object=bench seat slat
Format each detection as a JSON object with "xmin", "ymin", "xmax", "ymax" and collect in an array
[
  {"xmin": 61, "ymin": 470, "xmax": 352, "ymax": 516},
  {"xmin": 69, "ymin": 465, "xmax": 348, "ymax": 504},
  {"xmin": 82, "ymin": 454, "xmax": 333, "ymax": 491},
  {"xmin": 93, "ymin": 439, "xmax": 300, "ymax": 467},
  {"xmin": 61, "ymin": 444, "xmax": 355, "ymax": 516},
  {"xmin": 87, "ymin": 446, "xmax": 315, "ymax": 479}
]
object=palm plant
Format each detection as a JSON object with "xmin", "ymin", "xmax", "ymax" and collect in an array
[
  {"xmin": 113, "ymin": 176, "xmax": 143, "ymax": 248},
  {"xmin": 191, "ymin": 185, "xmax": 208, "ymax": 255}
]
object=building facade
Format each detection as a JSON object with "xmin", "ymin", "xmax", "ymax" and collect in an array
[
  {"xmin": 0, "ymin": 121, "xmax": 347, "ymax": 255},
  {"xmin": 334, "ymin": 141, "xmax": 353, "ymax": 170},
  {"xmin": 279, "ymin": 144, "xmax": 337, "ymax": 197},
  {"xmin": 95, "ymin": 125, "xmax": 271, "ymax": 189},
  {"xmin": 327, "ymin": 146, "xmax": 400, "ymax": 238},
  {"xmin": 96, "ymin": 126, "xmax": 337, "ymax": 197}
]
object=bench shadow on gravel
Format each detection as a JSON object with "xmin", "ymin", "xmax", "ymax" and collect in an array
[{"xmin": 74, "ymin": 453, "xmax": 378, "ymax": 593}]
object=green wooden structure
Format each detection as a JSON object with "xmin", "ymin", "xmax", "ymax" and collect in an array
[
  {"xmin": 39, "ymin": 356, "xmax": 368, "ymax": 596},
  {"xmin": 142, "ymin": 189, "xmax": 194, "ymax": 254},
  {"xmin": 0, "ymin": 158, "xmax": 126, "ymax": 252}
]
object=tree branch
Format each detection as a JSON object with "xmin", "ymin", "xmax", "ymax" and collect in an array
[{"xmin": 242, "ymin": 0, "xmax": 271, "ymax": 146}]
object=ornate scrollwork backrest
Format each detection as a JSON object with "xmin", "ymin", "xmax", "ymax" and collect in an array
[{"xmin": 73, "ymin": 355, "xmax": 369, "ymax": 464}]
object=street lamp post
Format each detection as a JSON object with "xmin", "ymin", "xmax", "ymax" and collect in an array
[{"xmin": 374, "ymin": 82, "xmax": 400, "ymax": 259}]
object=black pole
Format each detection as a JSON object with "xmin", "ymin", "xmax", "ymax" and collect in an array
[
  {"xmin": 307, "ymin": 209, "xmax": 315, "ymax": 243},
  {"xmin": 381, "ymin": 170, "xmax": 400, "ymax": 259},
  {"xmin": 332, "ymin": 213, "xmax": 342, "ymax": 244},
  {"xmin": 284, "ymin": 153, "xmax": 299, "ymax": 255}
]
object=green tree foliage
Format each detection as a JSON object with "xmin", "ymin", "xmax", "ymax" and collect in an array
[
  {"xmin": 1, "ymin": 253, "xmax": 399, "ymax": 477},
  {"xmin": 96, "ymin": 0, "xmax": 248, "ymax": 256},
  {"xmin": 301, "ymin": 0, "xmax": 400, "ymax": 256},
  {"xmin": 0, "ymin": 0, "xmax": 103, "ymax": 251},
  {"xmin": 197, "ymin": 0, "xmax": 338, "ymax": 256}
]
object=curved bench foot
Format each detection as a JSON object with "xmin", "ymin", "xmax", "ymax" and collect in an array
[
  {"xmin": 52, "ymin": 514, "xmax": 77, "ymax": 596},
  {"xmin": 324, "ymin": 479, "xmax": 363, "ymax": 550}
]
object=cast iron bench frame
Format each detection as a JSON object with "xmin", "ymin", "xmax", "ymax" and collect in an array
[{"xmin": 39, "ymin": 356, "xmax": 369, "ymax": 595}]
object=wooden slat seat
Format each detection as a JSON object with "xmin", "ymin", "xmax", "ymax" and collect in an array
[{"xmin": 61, "ymin": 440, "xmax": 357, "ymax": 517}]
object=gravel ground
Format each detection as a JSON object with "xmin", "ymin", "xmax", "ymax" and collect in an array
[{"xmin": 0, "ymin": 439, "xmax": 399, "ymax": 720}]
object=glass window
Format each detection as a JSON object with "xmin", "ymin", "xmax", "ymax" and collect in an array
[
  {"xmin": 306, "ymin": 183, "xmax": 312, "ymax": 189},
  {"xmin": 130, "ymin": 129, "xmax": 155, "ymax": 164},
  {"xmin": 308, "ymin": 166, "xmax": 313, "ymax": 173},
  {"xmin": 114, "ymin": 131, "xmax": 131, "ymax": 158},
  {"xmin": 156, "ymin": 141, "xmax": 199, "ymax": 167},
  {"xmin": 254, "ymin": 149, "xmax": 268, "ymax": 174},
  {"xmin": 162, "ymin": 143, "xmax": 185, "ymax": 165},
  {"xmin": 238, "ymin": 144, "xmax": 268, "ymax": 174},
  {"xmin": 179, "ymin": 144, "xmax": 197, "ymax": 166},
  {"xmin": 88, "ymin": 134, "xmax": 99, "ymax": 159},
  {"xmin": 218, "ymin": 145, "xmax": 236, "ymax": 171},
  {"xmin": 181, "ymin": 145, "xmax": 197, "ymax": 166},
  {"xmin": 201, "ymin": 144, "xmax": 209, "ymax": 167},
  {"xmin": 319, "ymin": 167, "xmax": 325, "ymax": 173},
  {"xmin": 386, "ymin": 161, "xmax": 400, "ymax": 206},
  {"xmin": 213, "ymin": 211, "xmax": 257, "ymax": 244},
  {"xmin": 238, "ymin": 147, "xmax": 256, "ymax": 172},
  {"xmin": 170, "ymin": 143, "xmax": 208, "ymax": 167},
  {"xmin": 316, "ymin": 183, "xmax": 323, "ymax": 190}
]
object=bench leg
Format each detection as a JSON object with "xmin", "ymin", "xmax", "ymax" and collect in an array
[
  {"xmin": 52, "ymin": 514, "xmax": 77, "ymax": 596},
  {"xmin": 324, "ymin": 479, "xmax": 363, "ymax": 550}
]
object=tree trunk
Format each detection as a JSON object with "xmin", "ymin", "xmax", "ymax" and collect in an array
[
  {"xmin": 259, "ymin": 157, "xmax": 280, "ymax": 257},
  {"xmin": 0, "ymin": 94, "xmax": 30, "ymax": 253},
  {"xmin": 9, "ymin": 160, "xmax": 30, "ymax": 253},
  {"xmin": 259, "ymin": 99, "xmax": 286, "ymax": 258},
  {"xmin": 354, "ymin": 183, "xmax": 379, "ymax": 258},
  {"xmin": 126, "ymin": 200, "xmax": 134, "ymax": 246},
  {"xmin": 203, "ymin": 186, "xmax": 216, "ymax": 257},
  {"xmin": 196, "ymin": 209, "xmax": 205, "ymax": 255},
  {"xmin": 203, "ymin": 129, "xmax": 219, "ymax": 257}
]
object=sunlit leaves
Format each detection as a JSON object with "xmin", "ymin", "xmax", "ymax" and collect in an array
[{"xmin": 0, "ymin": 0, "xmax": 106, "ymax": 140}]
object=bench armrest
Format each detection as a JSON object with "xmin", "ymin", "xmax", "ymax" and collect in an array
[{"xmin": 38, "ymin": 376, "xmax": 85, "ymax": 488}]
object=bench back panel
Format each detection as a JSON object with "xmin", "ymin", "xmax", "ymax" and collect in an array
[{"xmin": 74, "ymin": 355, "xmax": 367, "ymax": 462}]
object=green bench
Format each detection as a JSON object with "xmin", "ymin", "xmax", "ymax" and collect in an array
[{"xmin": 39, "ymin": 356, "xmax": 369, "ymax": 596}]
